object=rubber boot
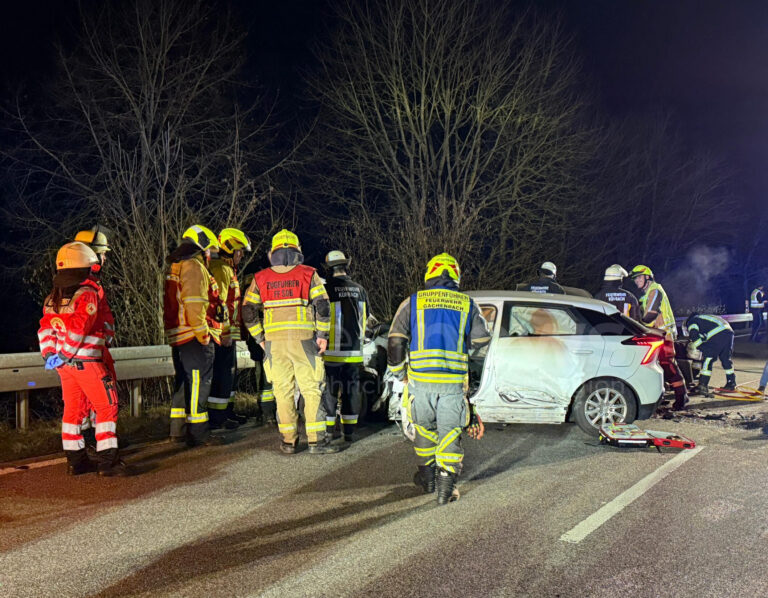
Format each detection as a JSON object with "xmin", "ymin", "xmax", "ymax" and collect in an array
[
  {"xmin": 723, "ymin": 376, "xmax": 736, "ymax": 391},
  {"xmin": 308, "ymin": 437, "xmax": 342, "ymax": 454},
  {"xmin": 413, "ymin": 464, "xmax": 436, "ymax": 494},
  {"xmin": 66, "ymin": 449, "xmax": 95, "ymax": 476},
  {"xmin": 436, "ymin": 468, "xmax": 460, "ymax": 505}
]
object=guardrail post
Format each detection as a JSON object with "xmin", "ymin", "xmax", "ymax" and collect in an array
[
  {"xmin": 130, "ymin": 380, "xmax": 142, "ymax": 418},
  {"xmin": 15, "ymin": 390, "xmax": 29, "ymax": 430}
]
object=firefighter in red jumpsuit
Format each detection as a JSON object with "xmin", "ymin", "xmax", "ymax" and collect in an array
[{"xmin": 37, "ymin": 242, "xmax": 129, "ymax": 476}]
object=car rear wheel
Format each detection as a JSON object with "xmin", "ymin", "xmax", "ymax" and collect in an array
[{"xmin": 572, "ymin": 380, "xmax": 637, "ymax": 436}]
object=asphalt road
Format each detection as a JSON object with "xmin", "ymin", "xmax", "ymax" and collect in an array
[{"xmin": 2, "ymin": 403, "xmax": 768, "ymax": 598}]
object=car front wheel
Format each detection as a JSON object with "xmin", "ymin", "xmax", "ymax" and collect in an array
[{"xmin": 572, "ymin": 380, "xmax": 637, "ymax": 436}]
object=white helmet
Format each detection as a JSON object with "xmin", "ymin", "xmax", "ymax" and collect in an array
[
  {"xmin": 604, "ymin": 264, "xmax": 628, "ymax": 281},
  {"xmin": 540, "ymin": 261, "xmax": 557, "ymax": 277},
  {"xmin": 325, "ymin": 250, "xmax": 350, "ymax": 268}
]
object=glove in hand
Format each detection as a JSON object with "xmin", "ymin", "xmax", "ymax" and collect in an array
[{"xmin": 45, "ymin": 355, "xmax": 64, "ymax": 370}]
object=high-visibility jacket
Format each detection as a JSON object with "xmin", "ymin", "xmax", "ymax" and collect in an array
[
  {"xmin": 687, "ymin": 314, "xmax": 733, "ymax": 350},
  {"xmin": 206, "ymin": 272, "xmax": 223, "ymax": 345},
  {"xmin": 751, "ymin": 288, "xmax": 766, "ymax": 309},
  {"xmin": 164, "ymin": 255, "xmax": 213, "ymax": 346},
  {"xmin": 639, "ymin": 281, "xmax": 676, "ymax": 338},
  {"xmin": 38, "ymin": 279, "xmax": 109, "ymax": 362},
  {"xmin": 88, "ymin": 274, "xmax": 115, "ymax": 346},
  {"xmin": 209, "ymin": 257, "xmax": 241, "ymax": 343},
  {"xmin": 243, "ymin": 264, "xmax": 330, "ymax": 343},
  {"xmin": 324, "ymin": 275, "xmax": 368, "ymax": 364}
]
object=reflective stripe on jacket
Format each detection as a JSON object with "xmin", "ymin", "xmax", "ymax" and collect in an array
[
  {"xmin": 38, "ymin": 280, "xmax": 108, "ymax": 362},
  {"xmin": 407, "ymin": 288, "xmax": 473, "ymax": 384},
  {"xmin": 163, "ymin": 255, "xmax": 211, "ymax": 346},
  {"xmin": 324, "ymin": 275, "xmax": 368, "ymax": 364},
  {"xmin": 243, "ymin": 264, "xmax": 330, "ymax": 342},
  {"xmin": 688, "ymin": 314, "xmax": 733, "ymax": 350},
  {"xmin": 209, "ymin": 257, "xmax": 241, "ymax": 343},
  {"xmin": 751, "ymin": 289, "xmax": 766, "ymax": 309},
  {"xmin": 639, "ymin": 282, "xmax": 676, "ymax": 338}
]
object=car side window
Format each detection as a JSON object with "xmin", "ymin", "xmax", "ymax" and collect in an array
[
  {"xmin": 479, "ymin": 304, "xmax": 498, "ymax": 334},
  {"xmin": 503, "ymin": 304, "xmax": 581, "ymax": 337}
]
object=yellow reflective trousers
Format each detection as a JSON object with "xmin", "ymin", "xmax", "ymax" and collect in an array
[{"xmin": 264, "ymin": 338, "xmax": 326, "ymax": 444}]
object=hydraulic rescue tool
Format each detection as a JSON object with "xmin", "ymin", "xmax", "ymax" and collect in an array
[{"xmin": 598, "ymin": 423, "xmax": 696, "ymax": 452}]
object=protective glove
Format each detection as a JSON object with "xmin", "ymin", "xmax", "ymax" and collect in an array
[
  {"xmin": 45, "ymin": 355, "xmax": 64, "ymax": 370},
  {"xmin": 466, "ymin": 409, "xmax": 485, "ymax": 440}
]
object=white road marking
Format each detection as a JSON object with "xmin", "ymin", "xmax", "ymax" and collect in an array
[
  {"xmin": 560, "ymin": 446, "xmax": 704, "ymax": 544},
  {"xmin": 0, "ymin": 457, "xmax": 66, "ymax": 476}
]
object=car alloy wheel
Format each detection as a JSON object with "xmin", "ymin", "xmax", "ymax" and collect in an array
[{"xmin": 583, "ymin": 387, "xmax": 629, "ymax": 428}]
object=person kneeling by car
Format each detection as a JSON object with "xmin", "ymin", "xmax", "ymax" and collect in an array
[
  {"xmin": 685, "ymin": 313, "xmax": 736, "ymax": 397},
  {"xmin": 387, "ymin": 253, "xmax": 489, "ymax": 505}
]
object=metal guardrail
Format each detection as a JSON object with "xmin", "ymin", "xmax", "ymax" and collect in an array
[{"xmin": 1, "ymin": 343, "xmax": 256, "ymax": 430}]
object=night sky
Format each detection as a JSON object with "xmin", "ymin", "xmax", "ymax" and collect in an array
[{"xmin": 2, "ymin": 0, "xmax": 765, "ymax": 206}]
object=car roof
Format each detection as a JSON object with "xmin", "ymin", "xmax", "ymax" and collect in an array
[{"xmin": 466, "ymin": 290, "xmax": 619, "ymax": 314}]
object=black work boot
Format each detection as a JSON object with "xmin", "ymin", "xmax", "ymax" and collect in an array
[
  {"xmin": 723, "ymin": 377, "xmax": 737, "ymax": 391},
  {"xmin": 694, "ymin": 384, "xmax": 713, "ymax": 398},
  {"xmin": 96, "ymin": 448, "xmax": 133, "ymax": 477},
  {"xmin": 308, "ymin": 437, "xmax": 342, "ymax": 454},
  {"xmin": 413, "ymin": 464, "xmax": 436, "ymax": 494},
  {"xmin": 279, "ymin": 439, "xmax": 298, "ymax": 454},
  {"xmin": 436, "ymin": 468, "xmax": 460, "ymax": 505},
  {"xmin": 229, "ymin": 413, "xmax": 248, "ymax": 425},
  {"xmin": 672, "ymin": 388, "xmax": 689, "ymax": 411},
  {"xmin": 66, "ymin": 449, "xmax": 95, "ymax": 476}
]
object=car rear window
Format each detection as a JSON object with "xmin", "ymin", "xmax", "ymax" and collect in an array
[
  {"xmin": 503, "ymin": 304, "xmax": 589, "ymax": 336},
  {"xmin": 575, "ymin": 308, "xmax": 643, "ymax": 336}
]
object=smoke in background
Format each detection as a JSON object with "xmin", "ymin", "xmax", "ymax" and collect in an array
[{"xmin": 662, "ymin": 245, "xmax": 731, "ymax": 314}]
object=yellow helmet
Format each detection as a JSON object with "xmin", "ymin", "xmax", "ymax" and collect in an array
[
  {"xmin": 424, "ymin": 253, "xmax": 461, "ymax": 284},
  {"xmin": 270, "ymin": 229, "xmax": 300, "ymax": 253},
  {"xmin": 74, "ymin": 225, "xmax": 110, "ymax": 254},
  {"xmin": 218, "ymin": 228, "xmax": 251, "ymax": 254},
  {"xmin": 182, "ymin": 225, "xmax": 219, "ymax": 251},
  {"xmin": 630, "ymin": 264, "xmax": 654, "ymax": 279},
  {"xmin": 56, "ymin": 242, "xmax": 99, "ymax": 270}
]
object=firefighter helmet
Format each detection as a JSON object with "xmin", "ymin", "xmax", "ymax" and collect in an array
[
  {"xmin": 630, "ymin": 265, "xmax": 654, "ymax": 279},
  {"xmin": 56, "ymin": 242, "xmax": 99, "ymax": 270},
  {"xmin": 182, "ymin": 225, "xmax": 219, "ymax": 251},
  {"xmin": 424, "ymin": 253, "xmax": 461, "ymax": 284},
  {"xmin": 74, "ymin": 225, "xmax": 110, "ymax": 254},
  {"xmin": 325, "ymin": 250, "xmax": 350, "ymax": 268},
  {"xmin": 604, "ymin": 264, "xmax": 628, "ymax": 281},
  {"xmin": 218, "ymin": 228, "xmax": 251, "ymax": 254},
  {"xmin": 270, "ymin": 229, "xmax": 300, "ymax": 252},
  {"xmin": 539, "ymin": 261, "xmax": 557, "ymax": 277}
]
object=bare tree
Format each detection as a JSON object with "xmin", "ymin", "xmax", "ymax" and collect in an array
[
  {"xmin": 304, "ymin": 0, "xmax": 594, "ymax": 317},
  {"xmin": 3, "ymin": 0, "xmax": 282, "ymax": 345}
]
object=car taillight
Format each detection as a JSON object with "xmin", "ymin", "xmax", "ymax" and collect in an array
[{"xmin": 621, "ymin": 335, "xmax": 665, "ymax": 365}]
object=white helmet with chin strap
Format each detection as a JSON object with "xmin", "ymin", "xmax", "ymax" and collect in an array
[
  {"xmin": 604, "ymin": 264, "xmax": 628, "ymax": 281},
  {"xmin": 539, "ymin": 261, "xmax": 557, "ymax": 278}
]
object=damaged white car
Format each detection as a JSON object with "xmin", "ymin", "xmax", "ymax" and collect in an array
[{"xmin": 387, "ymin": 291, "xmax": 665, "ymax": 436}]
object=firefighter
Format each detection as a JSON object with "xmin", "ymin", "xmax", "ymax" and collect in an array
[
  {"xmin": 322, "ymin": 250, "xmax": 370, "ymax": 442},
  {"xmin": 388, "ymin": 253, "xmax": 490, "ymax": 505},
  {"xmin": 38, "ymin": 242, "xmax": 129, "ymax": 476},
  {"xmin": 241, "ymin": 229, "xmax": 338, "ymax": 454},
  {"xmin": 208, "ymin": 228, "xmax": 251, "ymax": 429},
  {"xmin": 164, "ymin": 225, "xmax": 223, "ymax": 447},
  {"xmin": 518, "ymin": 261, "xmax": 565, "ymax": 294},
  {"xmin": 594, "ymin": 264, "xmax": 639, "ymax": 320},
  {"xmin": 73, "ymin": 225, "xmax": 116, "ymax": 443},
  {"xmin": 685, "ymin": 313, "xmax": 736, "ymax": 396},
  {"xmin": 750, "ymin": 285, "xmax": 766, "ymax": 342},
  {"xmin": 630, "ymin": 265, "xmax": 688, "ymax": 410}
]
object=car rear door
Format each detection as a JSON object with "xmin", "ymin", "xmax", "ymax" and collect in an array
[{"xmin": 481, "ymin": 301, "xmax": 605, "ymax": 423}]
